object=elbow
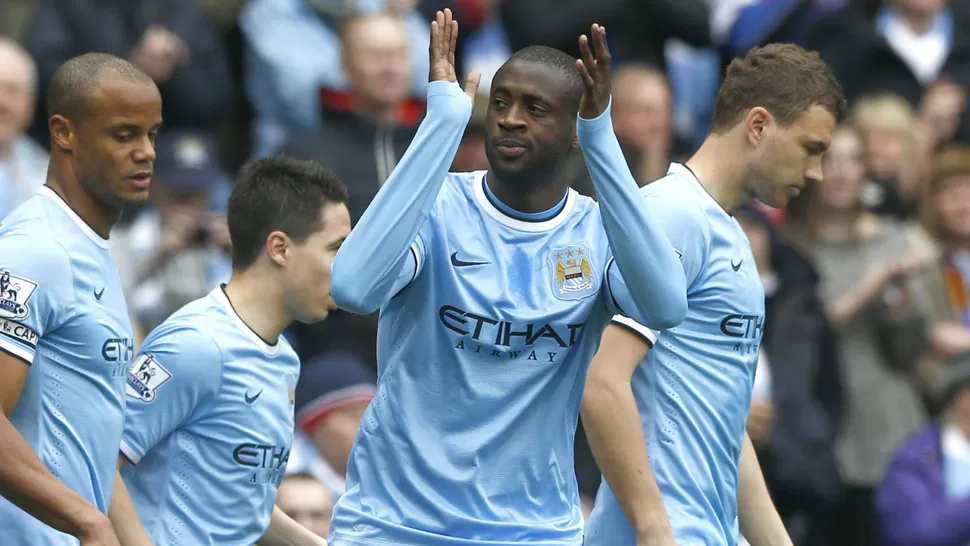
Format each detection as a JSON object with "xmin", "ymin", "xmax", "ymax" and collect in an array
[
  {"xmin": 649, "ymin": 294, "xmax": 687, "ymax": 331},
  {"xmin": 330, "ymin": 261, "xmax": 379, "ymax": 315},
  {"xmin": 582, "ymin": 369, "xmax": 626, "ymax": 414}
]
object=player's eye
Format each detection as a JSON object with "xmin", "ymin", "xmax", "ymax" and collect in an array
[
  {"xmin": 491, "ymin": 98, "xmax": 508, "ymax": 109},
  {"xmin": 114, "ymin": 132, "xmax": 135, "ymax": 142},
  {"xmin": 528, "ymin": 105, "xmax": 547, "ymax": 116}
]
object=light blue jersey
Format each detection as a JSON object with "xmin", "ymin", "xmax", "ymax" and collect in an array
[
  {"xmin": 0, "ymin": 187, "xmax": 133, "ymax": 545},
  {"xmin": 328, "ymin": 82, "xmax": 686, "ymax": 546},
  {"xmin": 585, "ymin": 163, "xmax": 766, "ymax": 546},
  {"xmin": 120, "ymin": 288, "xmax": 300, "ymax": 546}
]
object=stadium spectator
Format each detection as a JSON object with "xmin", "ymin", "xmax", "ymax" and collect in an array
[
  {"xmin": 914, "ymin": 146, "xmax": 970, "ymax": 393},
  {"xmin": 241, "ymin": 0, "xmax": 431, "ymax": 156},
  {"xmin": 610, "ymin": 63, "xmax": 673, "ymax": 185},
  {"xmin": 807, "ymin": 0, "xmax": 970, "ymax": 144},
  {"xmin": 110, "ymin": 131, "xmax": 233, "ymax": 335},
  {"xmin": 787, "ymin": 123, "xmax": 935, "ymax": 546},
  {"xmin": 852, "ymin": 93, "xmax": 928, "ymax": 219},
  {"xmin": 0, "ymin": 38, "xmax": 46, "ymax": 220},
  {"xmin": 289, "ymin": 350, "xmax": 376, "ymax": 478},
  {"xmin": 736, "ymin": 204, "xmax": 845, "ymax": 546},
  {"xmin": 280, "ymin": 12, "xmax": 422, "ymax": 387},
  {"xmin": 21, "ymin": 0, "xmax": 231, "ymax": 148},
  {"xmin": 276, "ymin": 473, "xmax": 334, "ymax": 540},
  {"xmin": 876, "ymin": 360, "xmax": 970, "ymax": 546},
  {"xmin": 452, "ymin": 93, "xmax": 491, "ymax": 173}
]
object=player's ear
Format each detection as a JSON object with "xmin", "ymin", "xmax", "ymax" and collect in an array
[
  {"xmin": 266, "ymin": 231, "xmax": 289, "ymax": 267},
  {"xmin": 745, "ymin": 107, "xmax": 771, "ymax": 148},
  {"xmin": 49, "ymin": 115, "xmax": 75, "ymax": 153}
]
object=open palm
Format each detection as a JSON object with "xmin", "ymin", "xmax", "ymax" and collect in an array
[{"xmin": 428, "ymin": 9, "xmax": 480, "ymax": 99}]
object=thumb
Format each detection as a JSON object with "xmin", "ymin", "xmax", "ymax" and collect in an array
[{"xmin": 464, "ymin": 71, "xmax": 482, "ymax": 100}]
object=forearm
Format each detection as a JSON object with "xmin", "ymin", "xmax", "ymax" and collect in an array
[
  {"xmin": 330, "ymin": 80, "xmax": 471, "ymax": 314},
  {"xmin": 258, "ymin": 506, "xmax": 327, "ymax": 546},
  {"xmin": 108, "ymin": 471, "xmax": 152, "ymax": 546},
  {"xmin": 738, "ymin": 433, "xmax": 791, "ymax": 546},
  {"xmin": 0, "ymin": 413, "xmax": 104, "ymax": 538},
  {"xmin": 582, "ymin": 380, "xmax": 673, "ymax": 538},
  {"xmin": 577, "ymin": 102, "xmax": 687, "ymax": 329}
]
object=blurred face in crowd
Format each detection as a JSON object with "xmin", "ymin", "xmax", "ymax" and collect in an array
[
  {"xmin": 485, "ymin": 59, "xmax": 578, "ymax": 190},
  {"xmin": 51, "ymin": 77, "xmax": 162, "ymax": 209},
  {"xmin": 819, "ymin": 125, "xmax": 866, "ymax": 211},
  {"xmin": 276, "ymin": 475, "xmax": 333, "ymax": 538},
  {"xmin": 936, "ymin": 173, "xmax": 970, "ymax": 241},
  {"xmin": 611, "ymin": 66, "xmax": 672, "ymax": 154},
  {"xmin": 744, "ymin": 105, "xmax": 834, "ymax": 207},
  {"xmin": 342, "ymin": 14, "xmax": 412, "ymax": 109},
  {"xmin": 898, "ymin": 0, "xmax": 945, "ymax": 15},
  {"xmin": 0, "ymin": 40, "xmax": 36, "ymax": 153},
  {"xmin": 283, "ymin": 201, "xmax": 351, "ymax": 323},
  {"xmin": 864, "ymin": 126, "xmax": 907, "ymax": 181}
]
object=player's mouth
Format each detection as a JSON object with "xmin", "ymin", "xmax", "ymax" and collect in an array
[
  {"xmin": 127, "ymin": 171, "xmax": 153, "ymax": 189},
  {"xmin": 493, "ymin": 138, "xmax": 529, "ymax": 159}
]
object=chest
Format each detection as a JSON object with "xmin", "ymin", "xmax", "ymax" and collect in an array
[
  {"xmin": 204, "ymin": 350, "xmax": 299, "ymax": 444},
  {"xmin": 421, "ymin": 217, "xmax": 608, "ymax": 352},
  {"xmin": 56, "ymin": 253, "xmax": 133, "ymax": 377}
]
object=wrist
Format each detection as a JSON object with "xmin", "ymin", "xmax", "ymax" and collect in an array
[{"xmin": 71, "ymin": 507, "xmax": 109, "ymax": 539}]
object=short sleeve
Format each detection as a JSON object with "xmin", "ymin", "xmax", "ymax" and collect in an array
[
  {"xmin": 0, "ymin": 233, "xmax": 74, "ymax": 364},
  {"xmin": 120, "ymin": 327, "xmax": 223, "ymax": 464},
  {"xmin": 605, "ymin": 183, "xmax": 711, "ymax": 320},
  {"xmin": 611, "ymin": 315, "xmax": 658, "ymax": 346}
]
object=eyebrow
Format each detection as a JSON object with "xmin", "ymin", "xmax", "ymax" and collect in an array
[
  {"xmin": 804, "ymin": 140, "xmax": 829, "ymax": 155},
  {"xmin": 329, "ymin": 235, "xmax": 347, "ymax": 250}
]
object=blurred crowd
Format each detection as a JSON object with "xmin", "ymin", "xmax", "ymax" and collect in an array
[{"xmin": 4, "ymin": 0, "xmax": 970, "ymax": 544}]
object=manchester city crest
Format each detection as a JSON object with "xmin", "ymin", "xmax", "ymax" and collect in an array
[
  {"xmin": 0, "ymin": 270, "xmax": 38, "ymax": 320},
  {"xmin": 548, "ymin": 245, "xmax": 598, "ymax": 301}
]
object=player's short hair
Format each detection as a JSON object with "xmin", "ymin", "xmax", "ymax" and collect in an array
[
  {"xmin": 506, "ymin": 45, "xmax": 584, "ymax": 111},
  {"xmin": 228, "ymin": 156, "xmax": 349, "ymax": 270},
  {"xmin": 47, "ymin": 53, "xmax": 154, "ymax": 122},
  {"xmin": 710, "ymin": 44, "xmax": 847, "ymax": 133}
]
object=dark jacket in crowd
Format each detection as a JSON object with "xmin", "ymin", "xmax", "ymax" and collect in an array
[{"xmin": 23, "ymin": 0, "xmax": 231, "ymax": 144}]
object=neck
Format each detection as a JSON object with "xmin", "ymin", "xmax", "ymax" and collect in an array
[
  {"xmin": 222, "ymin": 269, "xmax": 292, "ymax": 344},
  {"xmin": 47, "ymin": 159, "xmax": 118, "ymax": 238},
  {"xmin": 685, "ymin": 134, "xmax": 749, "ymax": 212},
  {"xmin": 0, "ymin": 139, "xmax": 12, "ymax": 161},
  {"xmin": 485, "ymin": 168, "xmax": 569, "ymax": 214},
  {"xmin": 816, "ymin": 207, "xmax": 859, "ymax": 240},
  {"xmin": 354, "ymin": 96, "xmax": 399, "ymax": 125},
  {"xmin": 899, "ymin": 7, "xmax": 936, "ymax": 34},
  {"xmin": 945, "ymin": 237, "xmax": 970, "ymax": 255}
]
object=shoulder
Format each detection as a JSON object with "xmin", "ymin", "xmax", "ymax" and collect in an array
[
  {"xmin": 0, "ymin": 220, "xmax": 74, "ymax": 285},
  {"xmin": 141, "ymin": 300, "xmax": 225, "ymax": 365}
]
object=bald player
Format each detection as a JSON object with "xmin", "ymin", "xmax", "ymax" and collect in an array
[
  {"xmin": 0, "ymin": 53, "xmax": 161, "ymax": 546},
  {"xmin": 0, "ymin": 38, "xmax": 47, "ymax": 219}
]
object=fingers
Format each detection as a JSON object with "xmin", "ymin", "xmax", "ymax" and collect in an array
[
  {"xmin": 577, "ymin": 34, "xmax": 596, "ymax": 89},
  {"xmin": 592, "ymin": 24, "xmax": 610, "ymax": 63},
  {"xmin": 464, "ymin": 71, "xmax": 482, "ymax": 99},
  {"xmin": 449, "ymin": 19, "xmax": 458, "ymax": 71}
]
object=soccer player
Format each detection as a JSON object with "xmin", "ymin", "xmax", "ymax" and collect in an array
[
  {"xmin": 107, "ymin": 157, "xmax": 350, "ymax": 546},
  {"xmin": 328, "ymin": 10, "xmax": 686, "ymax": 546},
  {"xmin": 0, "ymin": 53, "xmax": 160, "ymax": 546},
  {"xmin": 581, "ymin": 44, "xmax": 847, "ymax": 546}
]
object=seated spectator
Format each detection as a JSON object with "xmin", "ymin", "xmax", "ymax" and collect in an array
[
  {"xmin": 21, "ymin": 0, "xmax": 231, "ymax": 147},
  {"xmin": 241, "ymin": 0, "xmax": 431, "ymax": 156},
  {"xmin": 876, "ymin": 360, "xmax": 970, "ymax": 546},
  {"xmin": 276, "ymin": 473, "xmax": 334, "ymax": 539},
  {"xmin": 290, "ymin": 351, "xmax": 376, "ymax": 478},
  {"xmin": 110, "ymin": 131, "xmax": 233, "ymax": 334},
  {"xmin": 737, "ymin": 204, "xmax": 845, "ymax": 545},
  {"xmin": 0, "ymin": 39, "xmax": 46, "ymax": 220},
  {"xmin": 610, "ymin": 63, "xmax": 673, "ymax": 186},
  {"xmin": 280, "ymin": 12, "xmax": 421, "ymax": 393},
  {"xmin": 787, "ymin": 123, "xmax": 935, "ymax": 546},
  {"xmin": 915, "ymin": 146, "xmax": 970, "ymax": 392}
]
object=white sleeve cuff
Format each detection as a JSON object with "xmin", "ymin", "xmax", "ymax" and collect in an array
[
  {"xmin": 120, "ymin": 439, "xmax": 143, "ymax": 465},
  {"xmin": 611, "ymin": 315, "xmax": 658, "ymax": 345},
  {"xmin": 0, "ymin": 335, "xmax": 35, "ymax": 364}
]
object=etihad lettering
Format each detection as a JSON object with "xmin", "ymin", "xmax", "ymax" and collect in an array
[{"xmin": 439, "ymin": 305, "xmax": 585, "ymax": 348}]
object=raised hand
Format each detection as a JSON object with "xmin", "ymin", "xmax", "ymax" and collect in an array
[
  {"xmin": 429, "ymin": 9, "xmax": 480, "ymax": 99},
  {"xmin": 576, "ymin": 24, "xmax": 612, "ymax": 120}
]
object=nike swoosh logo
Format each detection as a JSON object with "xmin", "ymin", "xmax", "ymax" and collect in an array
[
  {"xmin": 244, "ymin": 389, "xmax": 262, "ymax": 404},
  {"xmin": 450, "ymin": 251, "xmax": 489, "ymax": 268},
  {"xmin": 94, "ymin": 287, "xmax": 105, "ymax": 300},
  {"xmin": 731, "ymin": 259, "xmax": 743, "ymax": 272}
]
